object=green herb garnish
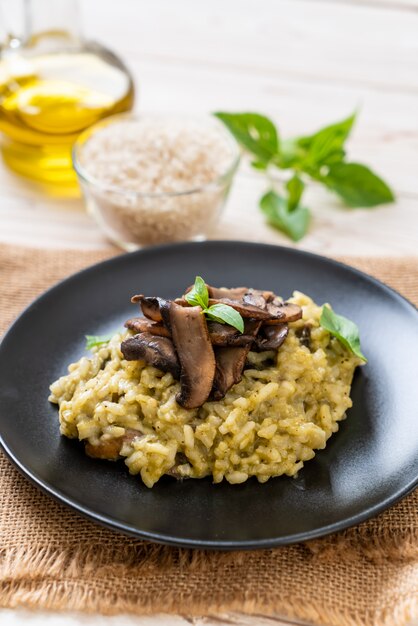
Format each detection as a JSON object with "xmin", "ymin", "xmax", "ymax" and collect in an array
[
  {"xmin": 185, "ymin": 276, "xmax": 244, "ymax": 333},
  {"xmin": 205, "ymin": 303, "xmax": 244, "ymax": 333},
  {"xmin": 215, "ymin": 111, "xmax": 394, "ymax": 241},
  {"xmin": 85, "ymin": 334, "xmax": 114, "ymax": 350},
  {"xmin": 320, "ymin": 305, "xmax": 367, "ymax": 362},
  {"xmin": 185, "ymin": 275, "xmax": 209, "ymax": 309}
]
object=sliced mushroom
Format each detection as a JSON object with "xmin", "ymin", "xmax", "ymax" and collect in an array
[
  {"xmin": 206, "ymin": 285, "xmax": 248, "ymax": 300},
  {"xmin": 212, "ymin": 320, "xmax": 261, "ymax": 400},
  {"xmin": 207, "ymin": 298, "xmax": 273, "ymax": 320},
  {"xmin": 179, "ymin": 290, "xmax": 287, "ymax": 322},
  {"xmin": 121, "ymin": 332, "xmax": 180, "ymax": 379},
  {"xmin": 264, "ymin": 301, "xmax": 303, "ymax": 324},
  {"xmin": 125, "ymin": 317, "xmax": 170, "ymax": 337},
  {"xmin": 130, "ymin": 295, "xmax": 164, "ymax": 322},
  {"xmin": 212, "ymin": 347, "xmax": 248, "ymax": 401},
  {"xmin": 85, "ymin": 428, "xmax": 144, "ymax": 461},
  {"xmin": 165, "ymin": 452, "xmax": 189, "ymax": 479},
  {"xmin": 173, "ymin": 297, "xmax": 190, "ymax": 307},
  {"xmin": 162, "ymin": 301, "xmax": 216, "ymax": 409},
  {"xmin": 207, "ymin": 321, "xmax": 255, "ymax": 347},
  {"xmin": 184, "ymin": 284, "xmax": 248, "ymax": 301},
  {"xmin": 126, "ymin": 316, "xmax": 253, "ymax": 347},
  {"xmin": 297, "ymin": 323, "xmax": 312, "ymax": 349},
  {"xmin": 255, "ymin": 324, "xmax": 289, "ymax": 351},
  {"xmin": 242, "ymin": 288, "xmax": 275, "ymax": 309}
]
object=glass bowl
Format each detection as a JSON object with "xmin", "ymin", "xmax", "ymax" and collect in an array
[{"xmin": 72, "ymin": 113, "xmax": 240, "ymax": 250}]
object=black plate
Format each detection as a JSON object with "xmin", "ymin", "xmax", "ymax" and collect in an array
[{"xmin": 1, "ymin": 241, "xmax": 417, "ymax": 550}]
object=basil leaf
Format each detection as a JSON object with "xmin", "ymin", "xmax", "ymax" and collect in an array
[
  {"xmin": 260, "ymin": 190, "xmax": 310, "ymax": 242},
  {"xmin": 205, "ymin": 304, "xmax": 244, "ymax": 333},
  {"xmin": 251, "ymin": 159, "xmax": 269, "ymax": 171},
  {"xmin": 297, "ymin": 113, "xmax": 356, "ymax": 168},
  {"xmin": 286, "ymin": 174, "xmax": 305, "ymax": 211},
  {"xmin": 323, "ymin": 162, "xmax": 395, "ymax": 207},
  {"xmin": 185, "ymin": 275, "xmax": 244, "ymax": 332},
  {"xmin": 273, "ymin": 138, "xmax": 302, "ymax": 169},
  {"xmin": 215, "ymin": 112, "xmax": 279, "ymax": 163},
  {"xmin": 185, "ymin": 275, "xmax": 209, "ymax": 308},
  {"xmin": 85, "ymin": 334, "xmax": 113, "ymax": 350},
  {"xmin": 320, "ymin": 305, "xmax": 367, "ymax": 362}
]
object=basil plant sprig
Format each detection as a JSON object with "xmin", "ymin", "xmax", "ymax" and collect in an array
[
  {"xmin": 185, "ymin": 276, "xmax": 244, "ymax": 333},
  {"xmin": 320, "ymin": 305, "xmax": 367, "ymax": 362},
  {"xmin": 215, "ymin": 111, "xmax": 395, "ymax": 242}
]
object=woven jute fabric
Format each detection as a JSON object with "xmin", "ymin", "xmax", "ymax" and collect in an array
[{"xmin": 0, "ymin": 243, "xmax": 417, "ymax": 626}]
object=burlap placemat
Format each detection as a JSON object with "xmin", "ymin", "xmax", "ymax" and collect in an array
[{"xmin": 0, "ymin": 243, "xmax": 417, "ymax": 626}]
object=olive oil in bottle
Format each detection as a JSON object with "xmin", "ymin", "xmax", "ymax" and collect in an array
[{"xmin": 0, "ymin": 0, "xmax": 134, "ymax": 189}]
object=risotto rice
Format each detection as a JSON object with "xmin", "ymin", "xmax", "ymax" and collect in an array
[{"xmin": 49, "ymin": 291, "xmax": 361, "ymax": 488}]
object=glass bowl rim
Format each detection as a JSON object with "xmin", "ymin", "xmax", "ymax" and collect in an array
[{"xmin": 72, "ymin": 112, "xmax": 241, "ymax": 199}]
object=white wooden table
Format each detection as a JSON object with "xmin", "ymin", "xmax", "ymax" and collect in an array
[{"xmin": 1, "ymin": 1, "xmax": 417, "ymax": 625}]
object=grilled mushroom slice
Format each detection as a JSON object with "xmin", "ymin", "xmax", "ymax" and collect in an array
[
  {"xmin": 207, "ymin": 322, "xmax": 255, "ymax": 347},
  {"xmin": 121, "ymin": 332, "xmax": 180, "ymax": 378},
  {"xmin": 212, "ymin": 347, "xmax": 244, "ymax": 401},
  {"xmin": 174, "ymin": 295, "xmax": 269, "ymax": 320},
  {"xmin": 207, "ymin": 298, "xmax": 273, "ymax": 320},
  {"xmin": 242, "ymin": 288, "xmax": 274, "ymax": 309},
  {"xmin": 85, "ymin": 428, "xmax": 144, "ymax": 461},
  {"xmin": 165, "ymin": 452, "xmax": 189, "ymax": 479},
  {"xmin": 184, "ymin": 284, "xmax": 248, "ymax": 301},
  {"xmin": 179, "ymin": 289, "xmax": 290, "ymax": 322},
  {"xmin": 125, "ymin": 317, "xmax": 170, "ymax": 337},
  {"xmin": 212, "ymin": 320, "xmax": 261, "ymax": 400},
  {"xmin": 126, "ymin": 316, "xmax": 254, "ymax": 347},
  {"xmin": 162, "ymin": 301, "xmax": 216, "ymax": 409},
  {"xmin": 206, "ymin": 285, "xmax": 248, "ymax": 300},
  {"xmin": 297, "ymin": 323, "xmax": 312, "ymax": 349},
  {"xmin": 130, "ymin": 295, "xmax": 164, "ymax": 322},
  {"xmin": 264, "ymin": 301, "xmax": 303, "ymax": 324},
  {"xmin": 255, "ymin": 324, "xmax": 289, "ymax": 351}
]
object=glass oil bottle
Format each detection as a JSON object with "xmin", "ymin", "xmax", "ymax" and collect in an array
[{"xmin": 0, "ymin": 0, "xmax": 135, "ymax": 191}]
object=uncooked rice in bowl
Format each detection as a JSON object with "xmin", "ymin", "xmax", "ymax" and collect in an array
[{"xmin": 73, "ymin": 115, "xmax": 239, "ymax": 248}]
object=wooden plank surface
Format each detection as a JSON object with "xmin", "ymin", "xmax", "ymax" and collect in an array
[
  {"xmin": 1, "ymin": 0, "xmax": 417, "ymax": 255},
  {"xmin": 1, "ymin": 1, "xmax": 417, "ymax": 626}
]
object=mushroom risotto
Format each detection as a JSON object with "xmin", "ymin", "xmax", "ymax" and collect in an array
[{"xmin": 49, "ymin": 281, "xmax": 364, "ymax": 488}]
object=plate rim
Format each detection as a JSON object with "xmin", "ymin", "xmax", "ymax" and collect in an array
[{"xmin": 1, "ymin": 240, "xmax": 417, "ymax": 550}]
